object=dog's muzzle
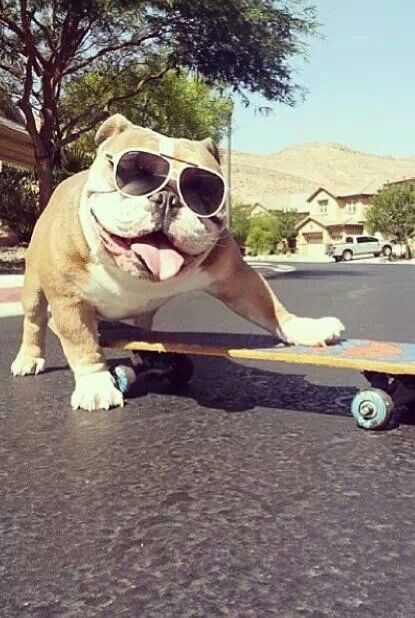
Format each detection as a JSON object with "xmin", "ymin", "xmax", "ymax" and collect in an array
[
  {"xmin": 149, "ymin": 190, "xmax": 179, "ymax": 210},
  {"xmin": 149, "ymin": 190, "xmax": 181, "ymax": 229}
]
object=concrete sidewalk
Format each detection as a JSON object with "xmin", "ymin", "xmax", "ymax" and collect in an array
[
  {"xmin": 1, "ymin": 254, "xmax": 413, "ymax": 318},
  {"xmin": 0, "ymin": 274, "xmax": 24, "ymax": 317},
  {"xmin": 0, "ymin": 263, "xmax": 296, "ymax": 318}
]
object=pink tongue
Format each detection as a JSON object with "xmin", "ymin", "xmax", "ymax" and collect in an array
[{"xmin": 130, "ymin": 234, "xmax": 185, "ymax": 281}]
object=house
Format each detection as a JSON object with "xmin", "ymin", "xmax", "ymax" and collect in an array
[
  {"xmin": 0, "ymin": 105, "xmax": 35, "ymax": 245},
  {"xmin": 239, "ymin": 168, "xmax": 415, "ymax": 257},
  {"xmin": 0, "ymin": 106, "xmax": 35, "ymax": 169},
  {"xmin": 250, "ymin": 192, "xmax": 310, "ymax": 220},
  {"xmin": 384, "ymin": 176, "xmax": 415, "ymax": 189},
  {"xmin": 295, "ymin": 182, "xmax": 383, "ymax": 257},
  {"xmin": 248, "ymin": 187, "xmax": 378, "ymax": 256}
]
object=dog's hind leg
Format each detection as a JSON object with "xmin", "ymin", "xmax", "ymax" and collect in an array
[
  {"xmin": 133, "ymin": 311, "xmax": 156, "ymax": 331},
  {"xmin": 130, "ymin": 310, "xmax": 157, "ymax": 368}
]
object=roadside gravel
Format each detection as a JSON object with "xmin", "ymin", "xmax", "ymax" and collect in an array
[{"xmin": 0, "ymin": 245, "xmax": 26, "ymax": 274}]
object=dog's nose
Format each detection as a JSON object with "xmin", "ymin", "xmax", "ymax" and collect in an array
[{"xmin": 149, "ymin": 190, "xmax": 179, "ymax": 210}]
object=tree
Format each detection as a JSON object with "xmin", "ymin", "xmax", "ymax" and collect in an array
[
  {"xmin": 366, "ymin": 184, "xmax": 415, "ymax": 254},
  {"xmin": 0, "ymin": 0, "xmax": 318, "ymax": 209},
  {"xmin": 245, "ymin": 209, "xmax": 299, "ymax": 255},
  {"xmin": 275, "ymin": 210, "xmax": 298, "ymax": 244},
  {"xmin": 230, "ymin": 202, "xmax": 254, "ymax": 249},
  {"xmin": 61, "ymin": 68, "xmax": 233, "ymax": 156},
  {"xmin": 246, "ymin": 213, "xmax": 279, "ymax": 255}
]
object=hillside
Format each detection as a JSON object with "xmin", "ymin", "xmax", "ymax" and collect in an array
[{"xmin": 221, "ymin": 142, "xmax": 415, "ymax": 204}]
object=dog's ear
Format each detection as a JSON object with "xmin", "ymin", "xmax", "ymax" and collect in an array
[
  {"xmin": 201, "ymin": 137, "xmax": 220, "ymax": 164},
  {"xmin": 95, "ymin": 114, "xmax": 132, "ymax": 146}
]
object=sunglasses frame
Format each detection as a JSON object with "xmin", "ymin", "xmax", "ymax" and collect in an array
[{"xmin": 105, "ymin": 148, "xmax": 228, "ymax": 219}]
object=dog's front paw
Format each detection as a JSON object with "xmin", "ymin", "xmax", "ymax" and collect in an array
[
  {"xmin": 280, "ymin": 316, "xmax": 345, "ymax": 347},
  {"xmin": 11, "ymin": 353, "xmax": 46, "ymax": 376},
  {"xmin": 71, "ymin": 371, "xmax": 124, "ymax": 411}
]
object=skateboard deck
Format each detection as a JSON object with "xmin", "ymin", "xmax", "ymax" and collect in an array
[
  {"xmin": 96, "ymin": 321, "xmax": 415, "ymax": 430},
  {"xmin": 99, "ymin": 321, "xmax": 415, "ymax": 376}
]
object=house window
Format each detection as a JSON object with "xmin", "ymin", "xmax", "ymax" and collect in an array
[
  {"xmin": 346, "ymin": 203, "xmax": 357, "ymax": 214},
  {"xmin": 318, "ymin": 199, "xmax": 328, "ymax": 214}
]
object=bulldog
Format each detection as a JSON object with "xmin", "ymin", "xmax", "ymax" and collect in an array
[{"xmin": 11, "ymin": 114, "xmax": 344, "ymax": 411}]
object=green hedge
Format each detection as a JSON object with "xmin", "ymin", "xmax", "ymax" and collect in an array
[{"xmin": 0, "ymin": 166, "xmax": 40, "ymax": 243}]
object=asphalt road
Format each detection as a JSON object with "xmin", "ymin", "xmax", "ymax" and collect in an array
[{"xmin": 1, "ymin": 262, "xmax": 415, "ymax": 617}]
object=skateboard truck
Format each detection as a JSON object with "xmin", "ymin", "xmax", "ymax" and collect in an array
[
  {"xmin": 112, "ymin": 351, "xmax": 194, "ymax": 393},
  {"xmin": 351, "ymin": 371, "xmax": 415, "ymax": 430}
]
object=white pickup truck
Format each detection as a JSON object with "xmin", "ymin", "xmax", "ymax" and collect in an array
[{"xmin": 326, "ymin": 235, "xmax": 393, "ymax": 262}]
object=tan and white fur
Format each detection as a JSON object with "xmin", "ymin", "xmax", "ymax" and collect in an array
[{"xmin": 11, "ymin": 114, "xmax": 344, "ymax": 411}]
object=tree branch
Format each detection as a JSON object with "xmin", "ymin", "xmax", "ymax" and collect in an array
[
  {"xmin": 1, "ymin": 33, "xmax": 26, "ymax": 57},
  {"xmin": 63, "ymin": 26, "xmax": 166, "ymax": 77},
  {"xmin": 31, "ymin": 11, "xmax": 56, "ymax": 54},
  {"xmin": 53, "ymin": 14, "xmax": 94, "ymax": 74},
  {"xmin": 61, "ymin": 102, "xmax": 100, "ymax": 137},
  {"xmin": 17, "ymin": 58, "xmax": 38, "ymax": 145},
  {"xmin": 19, "ymin": 0, "xmax": 47, "ymax": 72},
  {"xmin": 59, "ymin": 61, "xmax": 137, "ymax": 137},
  {"xmin": 62, "ymin": 66, "xmax": 171, "ymax": 146},
  {"xmin": 61, "ymin": 110, "xmax": 110, "ymax": 146},
  {"xmin": 0, "ymin": 12, "xmax": 25, "ymax": 39},
  {"xmin": 107, "ymin": 68, "xmax": 170, "ymax": 105},
  {"xmin": 0, "ymin": 59, "xmax": 23, "ymax": 79}
]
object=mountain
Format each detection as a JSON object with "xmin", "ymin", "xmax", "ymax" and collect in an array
[{"xmin": 221, "ymin": 142, "xmax": 415, "ymax": 204}]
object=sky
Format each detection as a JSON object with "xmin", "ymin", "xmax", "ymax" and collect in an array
[{"xmin": 227, "ymin": 0, "xmax": 415, "ymax": 157}]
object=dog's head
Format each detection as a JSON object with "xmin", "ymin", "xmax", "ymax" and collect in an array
[{"xmin": 83, "ymin": 114, "xmax": 228, "ymax": 281}]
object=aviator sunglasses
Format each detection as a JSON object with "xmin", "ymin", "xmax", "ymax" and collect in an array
[{"xmin": 105, "ymin": 149, "xmax": 228, "ymax": 218}]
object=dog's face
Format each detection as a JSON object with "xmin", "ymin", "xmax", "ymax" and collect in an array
[{"xmin": 83, "ymin": 114, "xmax": 228, "ymax": 281}]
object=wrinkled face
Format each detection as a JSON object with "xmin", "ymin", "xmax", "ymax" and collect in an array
[{"xmin": 83, "ymin": 120, "xmax": 228, "ymax": 281}]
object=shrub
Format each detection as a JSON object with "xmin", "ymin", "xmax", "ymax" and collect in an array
[
  {"xmin": 0, "ymin": 146, "xmax": 93, "ymax": 244},
  {"xmin": 0, "ymin": 165, "xmax": 40, "ymax": 243},
  {"xmin": 246, "ymin": 213, "xmax": 279, "ymax": 256},
  {"xmin": 245, "ymin": 210, "xmax": 298, "ymax": 256},
  {"xmin": 230, "ymin": 202, "xmax": 254, "ymax": 249}
]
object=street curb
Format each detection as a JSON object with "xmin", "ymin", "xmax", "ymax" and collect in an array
[
  {"xmin": 0, "ymin": 262, "xmax": 293, "ymax": 319},
  {"xmin": 0, "ymin": 275, "xmax": 24, "ymax": 288},
  {"xmin": 0, "ymin": 275, "xmax": 23, "ymax": 317},
  {"xmin": 0, "ymin": 302, "xmax": 23, "ymax": 318},
  {"xmin": 245, "ymin": 262, "xmax": 295, "ymax": 274},
  {"xmin": 245, "ymin": 256, "xmax": 415, "ymax": 265}
]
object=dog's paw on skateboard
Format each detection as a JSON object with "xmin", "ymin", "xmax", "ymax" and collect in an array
[
  {"xmin": 280, "ymin": 316, "xmax": 345, "ymax": 347},
  {"xmin": 71, "ymin": 371, "xmax": 124, "ymax": 411},
  {"xmin": 11, "ymin": 353, "xmax": 46, "ymax": 376}
]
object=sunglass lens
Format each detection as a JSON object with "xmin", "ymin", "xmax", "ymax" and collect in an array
[
  {"xmin": 180, "ymin": 167, "xmax": 225, "ymax": 217},
  {"xmin": 116, "ymin": 151, "xmax": 169, "ymax": 196}
]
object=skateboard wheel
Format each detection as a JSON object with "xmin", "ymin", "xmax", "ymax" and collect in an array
[
  {"xmin": 166, "ymin": 354, "xmax": 194, "ymax": 386},
  {"xmin": 112, "ymin": 364, "xmax": 137, "ymax": 394},
  {"xmin": 351, "ymin": 388, "xmax": 394, "ymax": 430}
]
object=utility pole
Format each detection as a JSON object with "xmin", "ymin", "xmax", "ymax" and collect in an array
[{"xmin": 226, "ymin": 107, "xmax": 232, "ymax": 225}]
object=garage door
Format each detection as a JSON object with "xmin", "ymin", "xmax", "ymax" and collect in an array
[{"xmin": 303, "ymin": 233, "xmax": 325, "ymax": 257}]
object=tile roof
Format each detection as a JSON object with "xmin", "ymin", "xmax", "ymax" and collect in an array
[
  {"xmin": 296, "ymin": 215, "xmax": 365, "ymax": 230},
  {"xmin": 307, "ymin": 181, "xmax": 384, "ymax": 201},
  {"xmin": 385, "ymin": 176, "xmax": 415, "ymax": 187},
  {"xmin": 0, "ymin": 113, "xmax": 35, "ymax": 169}
]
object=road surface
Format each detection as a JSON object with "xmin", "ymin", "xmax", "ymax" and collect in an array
[{"xmin": 1, "ymin": 262, "xmax": 415, "ymax": 617}]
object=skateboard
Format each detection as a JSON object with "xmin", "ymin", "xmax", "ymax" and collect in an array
[{"xmin": 99, "ymin": 321, "xmax": 415, "ymax": 430}]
